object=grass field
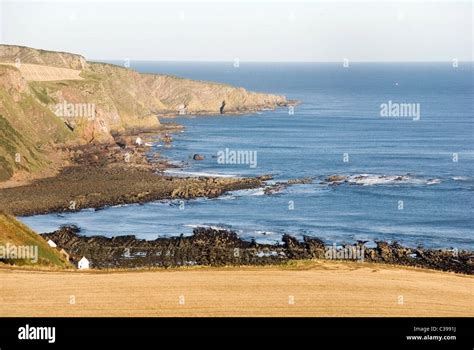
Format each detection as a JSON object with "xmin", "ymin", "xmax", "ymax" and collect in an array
[{"xmin": 1, "ymin": 261, "xmax": 472, "ymax": 317}]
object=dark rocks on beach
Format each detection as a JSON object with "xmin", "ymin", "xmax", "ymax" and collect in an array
[
  {"xmin": 304, "ymin": 236, "xmax": 326, "ymax": 259},
  {"xmin": 367, "ymin": 241, "xmax": 473, "ymax": 273},
  {"xmin": 0, "ymin": 144, "xmax": 269, "ymax": 215},
  {"xmin": 192, "ymin": 154, "xmax": 205, "ymax": 161},
  {"xmin": 42, "ymin": 226, "xmax": 287, "ymax": 268},
  {"xmin": 282, "ymin": 234, "xmax": 310, "ymax": 259},
  {"xmin": 114, "ymin": 137, "xmax": 127, "ymax": 149},
  {"xmin": 41, "ymin": 226, "xmax": 473, "ymax": 274}
]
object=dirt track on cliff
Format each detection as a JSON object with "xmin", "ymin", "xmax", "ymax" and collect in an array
[
  {"xmin": 0, "ymin": 63, "xmax": 83, "ymax": 81},
  {"xmin": 1, "ymin": 261, "xmax": 472, "ymax": 317}
]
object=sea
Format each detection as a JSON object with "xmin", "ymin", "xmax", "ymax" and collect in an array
[{"xmin": 20, "ymin": 62, "xmax": 474, "ymax": 250}]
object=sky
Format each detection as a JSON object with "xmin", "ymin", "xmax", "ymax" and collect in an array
[{"xmin": 0, "ymin": 0, "xmax": 472, "ymax": 62}]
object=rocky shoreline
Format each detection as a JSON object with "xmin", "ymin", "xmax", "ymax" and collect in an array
[
  {"xmin": 0, "ymin": 122, "xmax": 314, "ymax": 216},
  {"xmin": 3, "ymin": 134, "xmax": 472, "ymax": 276},
  {"xmin": 41, "ymin": 226, "xmax": 473, "ymax": 274},
  {"xmin": 0, "ymin": 135, "xmax": 271, "ymax": 216}
]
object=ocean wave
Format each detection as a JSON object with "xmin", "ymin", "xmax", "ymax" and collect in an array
[
  {"xmin": 210, "ymin": 187, "xmax": 266, "ymax": 200},
  {"xmin": 183, "ymin": 224, "xmax": 234, "ymax": 231},
  {"xmin": 452, "ymin": 176, "xmax": 471, "ymax": 182},
  {"xmin": 183, "ymin": 224, "xmax": 203, "ymax": 229},
  {"xmin": 326, "ymin": 174, "xmax": 441, "ymax": 186},
  {"xmin": 228, "ymin": 188, "xmax": 266, "ymax": 196},
  {"xmin": 215, "ymin": 195, "xmax": 236, "ymax": 200},
  {"xmin": 348, "ymin": 174, "xmax": 440, "ymax": 186},
  {"xmin": 254, "ymin": 230, "xmax": 277, "ymax": 236},
  {"xmin": 426, "ymin": 178, "xmax": 441, "ymax": 185},
  {"xmin": 163, "ymin": 169, "xmax": 237, "ymax": 178}
]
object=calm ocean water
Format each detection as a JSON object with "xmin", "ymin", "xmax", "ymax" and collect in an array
[{"xmin": 20, "ymin": 62, "xmax": 474, "ymax": 249}]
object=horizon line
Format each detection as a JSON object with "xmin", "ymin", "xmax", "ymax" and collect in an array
[{"xmin": 90, "ymin": 58, "xmax": 474, "ymax": 64}]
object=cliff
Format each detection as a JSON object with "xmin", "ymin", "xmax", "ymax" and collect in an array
[
  {"xmin": 0, "ymin": 65, "xmax": 71, "ymax": 181},
  {"xmin": 0, "ymin": 45, "xmax": 288, "ymax": 181}
]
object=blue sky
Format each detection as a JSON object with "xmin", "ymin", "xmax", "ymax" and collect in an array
[{"xmin": 0, "ymin": 0, "xmax": 472, "ymax": 62}]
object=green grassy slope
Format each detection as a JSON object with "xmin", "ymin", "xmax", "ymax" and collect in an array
[{"xmin": 0, "ymin": 212, "xmax": 72, "ymax": 268}]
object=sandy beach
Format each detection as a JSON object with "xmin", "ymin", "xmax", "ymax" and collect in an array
[{"xmin": 1, "ymin": 261, "xmax": 472, "ymax": 317}]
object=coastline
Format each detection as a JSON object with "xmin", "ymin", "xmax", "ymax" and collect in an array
[
  {"xmin": 1, "ymin": 121, "xmax": 472, "ymax": 275},
  {"xmin": 39, "ymin": 226, "xmax": 473, "ymax": 275},
  {"xmin": 0, "ymin": 45, "xmax": 470, "ymax": 277},
  {"xmin": 0, "ymin": 127, "xmax": 271, "ymax": 216}
]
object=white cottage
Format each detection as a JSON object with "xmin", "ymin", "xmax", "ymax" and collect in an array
[
  {"xmin": 78, "ymin": 257, "xmax": 90, "ymax": 270},
  {"xmin": 47, "ymin": 239, "xmax": 57, "ymax": 248}
]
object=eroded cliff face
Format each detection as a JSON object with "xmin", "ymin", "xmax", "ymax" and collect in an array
[
  {"xmin": 0, "ymin": 45, "xmax": 288, "ymax": 181},
  {"xmin": 0, "ymin": 65, "xmax": 71, "ymax": 181}
]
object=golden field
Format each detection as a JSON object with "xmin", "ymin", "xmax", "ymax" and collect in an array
[{"xmin": 0, "ymin": 261, "xmax": 472, "ymax": 317}]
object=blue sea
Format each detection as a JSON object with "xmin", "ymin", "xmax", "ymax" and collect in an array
[{"xmin": 20, "ymin": 62, "xmax": 474, "ymax": 249}]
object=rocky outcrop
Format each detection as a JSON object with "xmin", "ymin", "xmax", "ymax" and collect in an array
[
  {"xmin": 263, "ymin": 177, "xmax": 314, "ymax": 195},
  {"xmin": 322, "ymin": 175, "xmax": 348, "ymax": 185},
  {"xmin": 42, "ymin": 226, "xmax": 286, "ymax": 268},
  {"xmin": 0, "ymin": 144, "xmax": 271, "ymax": 215},
  {"xmin": 41, "ymin": 226, "xmax": 473, "ymax": 274},
  {"xmin": 169, "ymin": 177, "xmax": 264, "ymax": 199}
]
